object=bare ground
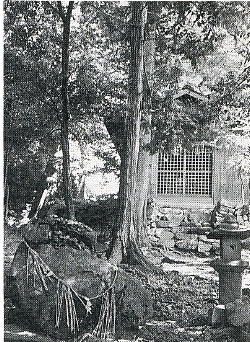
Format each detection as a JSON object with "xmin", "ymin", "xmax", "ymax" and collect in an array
[{"xmin": 4, "ymin": 228, "xmax": 250, "ymax": 342}]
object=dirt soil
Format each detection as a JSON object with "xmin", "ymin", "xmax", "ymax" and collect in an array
[{"xmin": 4, "ymin": 228, "xmax": 250, "ymax": 342}]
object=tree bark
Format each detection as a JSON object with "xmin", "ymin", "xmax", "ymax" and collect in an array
[
  {"xmin": 4, "ymin": 153, "xmax": 9, "ymax": 221},
  {"xmin": 58, "ymin": 1, "xmax": 75, "ymax": 220},
  {"xmin": 109, "ymin": 2, "xmax": 156, "ymax": 266},
  {"xmin": 134, "ymin": 4, "xmax": 156, "ymax": 244}
]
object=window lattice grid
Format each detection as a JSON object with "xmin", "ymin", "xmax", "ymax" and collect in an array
[{"xmin": 157, "ymin": 147, "xmax": 213, "ymax": 196}]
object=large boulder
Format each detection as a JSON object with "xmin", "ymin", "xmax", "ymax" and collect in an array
[{"xmin": 10, "ymin": 242, "xmax": 152, "ymax": 339}]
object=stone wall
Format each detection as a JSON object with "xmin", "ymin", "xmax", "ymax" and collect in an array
[
  {"xmin": 148, "ymin": 203, "xmax": 250, "ymax": 257},
  {"xmin": 149, "ymin": 207, "xmax": 219, "ymax": 256}
]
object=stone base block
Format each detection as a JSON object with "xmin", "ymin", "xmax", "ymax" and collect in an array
[{"xmin": 212, "ymin": 305, "xmax": 226, "ymax": 327}]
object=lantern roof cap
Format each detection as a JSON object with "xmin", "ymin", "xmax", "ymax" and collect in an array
[{"xmin": 173, "ymin": 85, "xmax": 208, "ymax": 102}]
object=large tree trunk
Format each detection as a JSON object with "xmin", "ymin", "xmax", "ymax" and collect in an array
[
  {"xmin": 109, "ymin": 2, "xmax": 156, "ymax": 266},
  {"xmin": 134, "ymin": 3, "xmax": 156, "ymax": 244},
  {"xmin": 58, "ymin": 1, "xmax": 75, "ymax": 220},
  {"xmin": 4, "ymin": 153, "xmax": 9, "ymax": 221}
]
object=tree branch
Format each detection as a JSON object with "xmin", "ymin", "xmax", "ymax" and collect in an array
[
  {"xmin": 45, "ymin": 1, "xmax": 60, "ymax": 17},
  {"xmin": 57, "ymin": 1, "xmax": 65, "ymax": 21},
  {"xmin": 67, "ymin": 1, "xmax": 74, "ymax": 19},
  {"xmin": 57, "ymin": 1, "xmax": 74, "ymax": 22}
]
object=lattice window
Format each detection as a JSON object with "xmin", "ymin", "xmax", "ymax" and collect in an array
[{"xmin": 157, "ymin": 146, "xmax": 213, "ymax": 195}]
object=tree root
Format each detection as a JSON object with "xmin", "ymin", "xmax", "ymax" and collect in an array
[
  {"xmin": 123, "ymin": 240, "xmax": 165, "ymax": 276},
  {"xmin": 108, "ymin": 238, "xmax": 165, "ymax": 276}
]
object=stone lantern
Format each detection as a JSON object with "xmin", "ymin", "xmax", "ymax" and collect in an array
[
  {"xmin": 208, "ymin": 214, "xmax": 250, "ymax": 327},
  {"xmin": 209, "ymin": 228, "xmax": 250, "ymax": 305}
]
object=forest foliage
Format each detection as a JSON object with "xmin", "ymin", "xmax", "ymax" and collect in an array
[{"xmin": 4, "ymin": 1, "xmax": 249, "ymax": 216}]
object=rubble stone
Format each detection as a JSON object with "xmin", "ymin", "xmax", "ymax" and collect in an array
[
  {"xmin": 226, "ymin": 298, "xmax": 250, "ymax": 326},
  {"xmin": 175, "ymin": 234, "xmax": 198, "ymax": 251},
  {"xmin": 212, "ymin": 305, "xmax": 226, "ymax": 327},
  {"xmin": 158, "ymin": 230, "xmax": 175, "ymax": 249},
  {"xmin": 197, "ymin": 236, "xmax": 212, "ymax": 255}
]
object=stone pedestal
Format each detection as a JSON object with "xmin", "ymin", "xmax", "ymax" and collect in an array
[{"xmin": 211, "ymin": 259, "xmax": 249, "ymax": 304}]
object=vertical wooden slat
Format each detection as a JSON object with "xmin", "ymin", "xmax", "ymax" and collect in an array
[
  {"xmin": 183, "ymin": 149, "xmax": 186, "ymax": 195},
  {"xmin": 155, "ymin": 146, "xmax": 214, "ymax": 199}
]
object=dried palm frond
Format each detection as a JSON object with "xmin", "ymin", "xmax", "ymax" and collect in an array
[
  {"xmin": 23, "ymin": 241, "xmax": 91, "ymax": 335},
  {"xmin": 23, "ymin": 241, "xmax": 118, "ymax": 339},
  {"xmin": 92, "ymin": 272, "xmax": 117, "ymax": 340},
  {"xmin": 76, "ymin": 332, "xmax": 93, "ymax": 342},
  {"xmin": 33, "ymin": 257, "xmax": 49, "ymax": 291},
  {"xmin": 55, "ymin": 281, "xmax": 79, "ymax": 334}
]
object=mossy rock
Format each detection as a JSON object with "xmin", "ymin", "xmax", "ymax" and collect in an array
[{"xmin": 10, "ymin": 242, "xmax": 152, "ymax": 339}]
